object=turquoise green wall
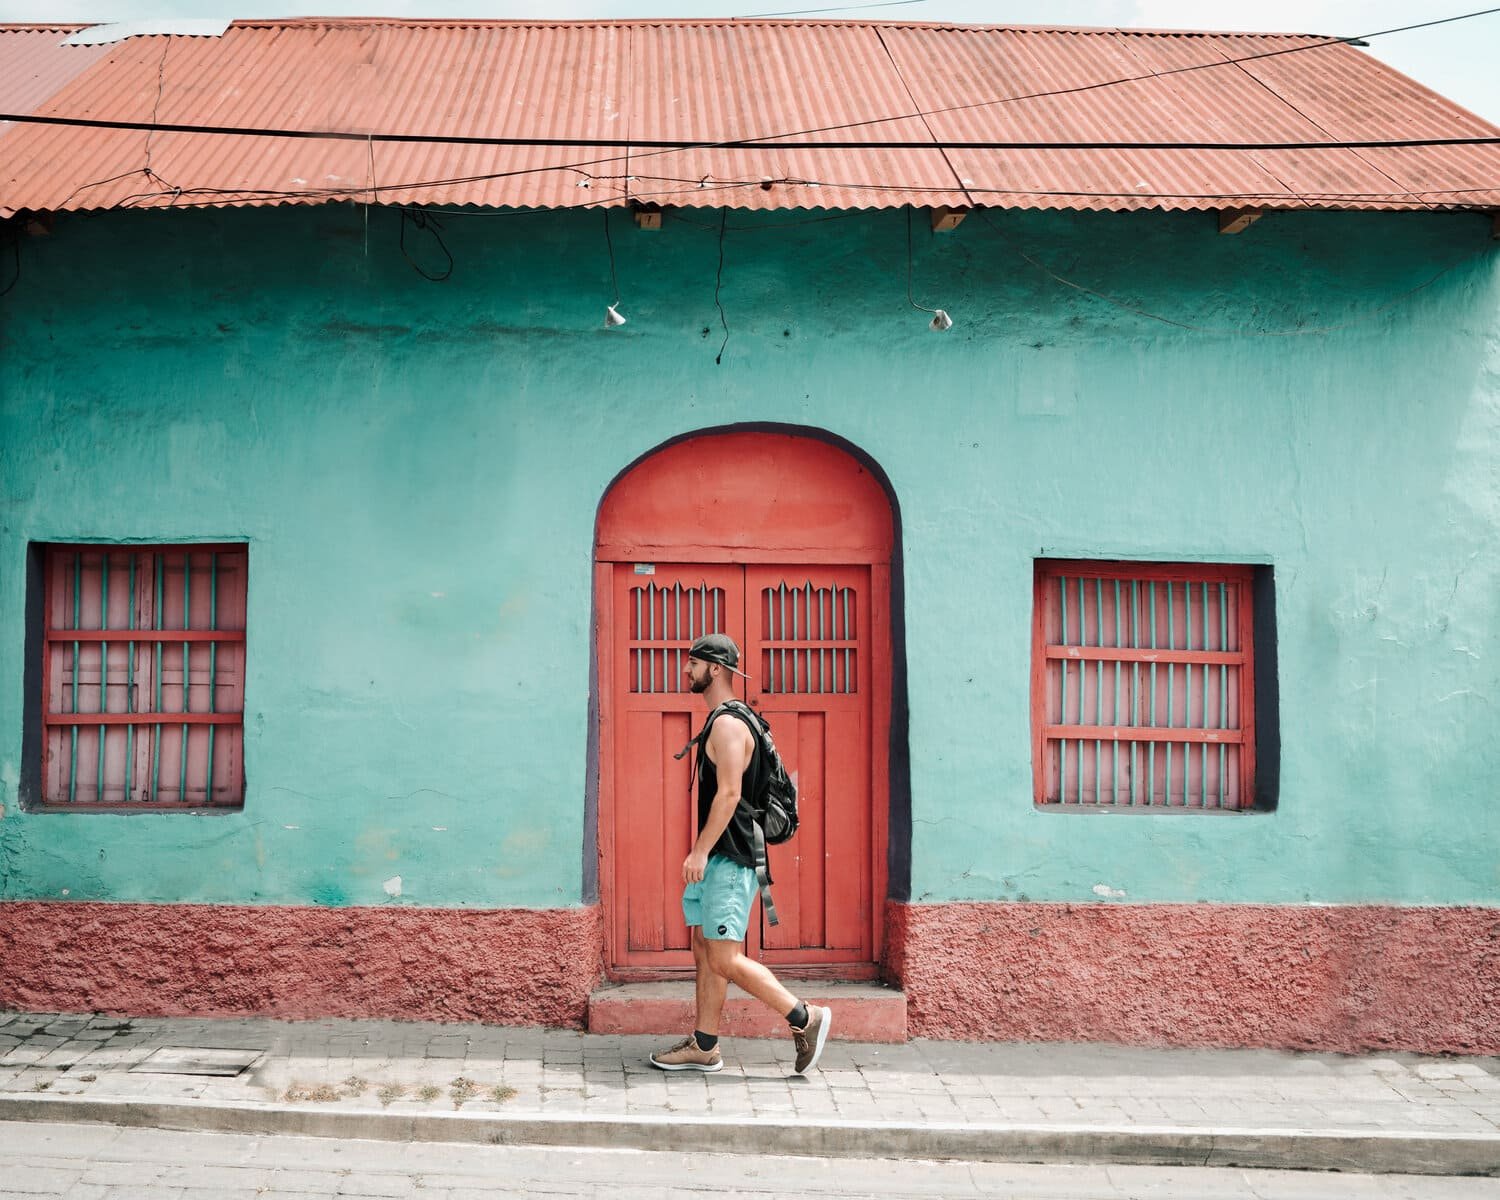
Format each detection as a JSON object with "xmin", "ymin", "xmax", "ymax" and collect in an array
[{"xmin": 2, "ymin": 204, "xmax": 1497, "ymax": 908}]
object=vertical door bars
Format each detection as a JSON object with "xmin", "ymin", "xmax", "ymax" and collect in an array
[
  {"xmin": 763, "ymin": 582, "xmax": 857, "ymax": 694},
  {"xmin": 629, "ymin": 582, "xmax": 725, "ymax": 694}
]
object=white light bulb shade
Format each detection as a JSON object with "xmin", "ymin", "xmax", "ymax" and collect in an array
[
  {"xmin": 605, "ymin": 304, "xmax": 627, "ymax": 328},
  {"xmin": 929, "ymin": 309, "xmax": 953, "ymax": 332}
]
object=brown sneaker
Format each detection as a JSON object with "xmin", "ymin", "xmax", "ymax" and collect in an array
[
  {"xmin": 791, "ymin": 1005, "xmax": 832, "ymax": 1074},
  {"xmin": 650, "ymin": 1035, "xmax": 723, "ymax": 1073}
]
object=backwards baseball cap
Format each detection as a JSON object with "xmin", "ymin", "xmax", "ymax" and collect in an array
[{"xmin": 687, "ymin": 633, "xmax": 751, "ymax": 678}]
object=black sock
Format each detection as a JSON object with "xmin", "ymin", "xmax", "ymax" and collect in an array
[
  {"xmin": 693, "ymin": 1030, "xmax": 719, "ymax": 1052},
  {"xmin": 786, "ymin": 1001, "xmax": 809, "ymax": 1029}
]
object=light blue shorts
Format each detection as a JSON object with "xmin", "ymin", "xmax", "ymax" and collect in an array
[{"xmin": 682, "ymin": 854, "xmax": 759, "ymax": 942}]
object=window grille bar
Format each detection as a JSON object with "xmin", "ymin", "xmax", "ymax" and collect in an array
[
  {"xmin": 1164, "ymin": 581, "xmax": 1174, "ymax": 803},
  {"xmin": 152, "ymin": 555, "xmax": 163, "ymax": 803},
  {"xmin": 1093, "ymin": 579, "xmax": 1102, "ymax": 805},
  {"xmin": 180, "ymin": 557, "xmax": 190, "ymax": 803},
  {"xmin": 817, "ymin": 587, "xmax": 826, "ymax": 693},
  {"xmin": 206, "ymin": 553, "xmax": 217, "ymax": 801},
  {"xmin": 1147, "ymin": 581, "xmax": 1157, "ymax": 805},
  {"xmin": 1059, "ymin": 575, "xmax": 1068, "ymax": 803},
  {"xmin": 98, "ymin": 555, "xmax": 110, "ymax": 805},
  {"xmin": 69, "ymin": 553, "xmax": 80, "ymax": 804},
  {"xmin": 1112, "ymin": 578, "xmax": 1121, "ymax": 804},
  {"xmin": 822, "ymin": 585, "xmax": 834, "ymax": 690},
  {"xmin": 48, "ymin": 712, "xmax": 239, "ymax": 727},
  {"xmin": 792, "ymin": 583, "xmax": 801, "ymax": 693},
  {"xmin": 779, "ymin": 584, "xmax": 787, "ymax": 695},
  {"xmin": 126, "ymin": 555, "xmax": 137, "ymax": 802},
  {"xmin": 1043, "ymin": 645, "xmax": 1241, "ymax": 665},
  {"xmin": 841, "ymin": 587, "xmax": 850, "ymax": 696},
  {"xmin": 1200, "ymin": 580, "xmax": 1210, "ymax": 806},
  {"xmin": 1130, "ymin": 579, "xmax": 1140, "ymax": 805},
  {"xmin": 664, "ymin": 585, "xmax": 672, "ymax": 684},
  {"xmin": 1220, "ymin": 582, "xmax": 1229, "ymax": 805},
  {"xmin": 804, "ymin": 582, "xmax": 813, "ymax": 693}
]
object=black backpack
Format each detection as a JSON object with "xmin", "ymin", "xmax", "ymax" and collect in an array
[
  {"xmin": 716, "ymin": 700, "xmax": 799, "ymax": 845},
  {"xmin": 676, "ymin": 700, "xmax": 800, "ymax": 924}
]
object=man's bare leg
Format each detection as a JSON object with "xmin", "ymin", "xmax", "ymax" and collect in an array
[
  {"xmin": 702, "ymin": 938, "xmax": 798, "ymax": 1016},
  {"xmin": 691, "ymin": 927, "xmax": 730, "ymax": 1035},
  {"xmin": 702, "ymin": 938, "xmax": 833, "ymax": 1074}
]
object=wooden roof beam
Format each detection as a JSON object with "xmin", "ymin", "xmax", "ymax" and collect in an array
[
  {"xmin": 1218, "ymin": 208, "xmax": 1264, "ymax": 235},
  {"xmin": 632, "ymin": 203, "xmax": 663, "ymax": 230},
  {"xmin": 931, "ymin": 206, "xmax": 968, "ymax": 232}
]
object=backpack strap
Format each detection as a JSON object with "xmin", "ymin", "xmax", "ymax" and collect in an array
[{"xmin": 673, "ymin": 701, "xmax": 782, "ymax": 928}]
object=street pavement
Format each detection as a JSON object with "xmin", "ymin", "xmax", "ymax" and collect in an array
[
  {"xmin": 1, "ymin": 1010, "xmax": 1498, "ymax": 1180},
  {"xmin": 4, "ymin": 1120, "xmax": 1500, "ymax": 1198}
]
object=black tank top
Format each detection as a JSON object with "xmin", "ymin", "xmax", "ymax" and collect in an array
[{"xmin": 696, "ymin": 706, "xmax": 766, "ymax": 873}]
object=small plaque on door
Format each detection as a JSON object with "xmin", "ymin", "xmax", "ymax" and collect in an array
[{"xmin": 634, "ymin": 563, "xmax": 656, "ymax": 575}]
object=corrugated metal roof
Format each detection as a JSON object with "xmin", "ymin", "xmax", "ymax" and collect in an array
[
  {"xmin": 0, "ymin": 26, "xmax": 109, "ymax": 140},
  {"xmin": 0, "ymin": 17, "xmax": 1495, "ymax": 217}
]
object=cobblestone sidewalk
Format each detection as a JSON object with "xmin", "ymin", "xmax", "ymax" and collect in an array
[{"xmin": 2, "ymin": 1010, "xmax": 1497, "ymax": 1175}]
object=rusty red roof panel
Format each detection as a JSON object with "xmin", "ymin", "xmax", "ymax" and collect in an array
[{"xmin": 0, "ymin": 17, "xmax": 1495, "ymax": 217}]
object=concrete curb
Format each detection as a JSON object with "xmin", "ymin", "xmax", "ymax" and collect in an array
[{"xmin": 2, "ymin": 1093, "xmax": 1497, "ymax": 1177}]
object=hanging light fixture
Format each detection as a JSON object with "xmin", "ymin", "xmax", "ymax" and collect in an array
[{"xmin": 907, "ymin": 207, "xmax": 954, "ymax": 332}]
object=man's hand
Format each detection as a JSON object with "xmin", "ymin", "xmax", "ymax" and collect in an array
[{"xmin": 683, "ymin": 849, "xmax": 709, "ymax": 884}]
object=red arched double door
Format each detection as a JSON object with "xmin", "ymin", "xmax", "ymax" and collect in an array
[{"xmin": 595, "ymin": 432, "xmax": 893, "ymax": 979}]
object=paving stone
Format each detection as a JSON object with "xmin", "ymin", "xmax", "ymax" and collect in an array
[{"xmin": 0, "ymin": 1165, "xmax": 83, "ymax": 1193}]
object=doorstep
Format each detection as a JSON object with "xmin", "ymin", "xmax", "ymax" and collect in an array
[{"xmin": 586, "ymin": 980, "xmax": 907, "ymax": 1043}]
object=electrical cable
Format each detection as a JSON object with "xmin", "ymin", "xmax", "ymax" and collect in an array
[
  {"xmin": 713, "ymin": 210, "xmax": 730, "ymax": 364},
  {"xmin": 905, "ymin": 205, "xmax": 941, "ymax": 318},
  {"xmin": 398, "ymin": 206, "xmax": 453, "ymax": 281},
  {"xmin": 0, "ymin": 222, "xmax": 19, "ymax": 298},
  {"xmin": 2, "ymin": 112, "xmax": 1494, "ymax": 154},
  {"xmin": 604, "ymin": 207, "xmax": 621, "ymax": 306},
  {"xmin": 50, "ymin": 152, "xmax": 1500, "ymax": 215}
]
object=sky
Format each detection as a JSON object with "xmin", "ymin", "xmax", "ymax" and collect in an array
[{"xmin": 0, "ymin": 0, "xmax": 1494, "ymax": 123}]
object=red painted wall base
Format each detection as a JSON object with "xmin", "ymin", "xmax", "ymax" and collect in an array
[
  {"xmin": 6, "ymin": 899, "xmax": 1496, "ymax": 1054},
  {"xmin": 0, "ymin": 901, "xmax": 604, "ymax": 1028},
  {"xmin": 885, "ymin": 901, "xmax": 1500, "ymax": 1054}
]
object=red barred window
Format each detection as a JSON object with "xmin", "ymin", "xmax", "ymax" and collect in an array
[
  {"xmin": 1032, "ymin": 561, "xmax": 1255, "ymax": 810},
  {"xmin": 41, "ymin": 545, "xmax": 246, "ymax": 809}
]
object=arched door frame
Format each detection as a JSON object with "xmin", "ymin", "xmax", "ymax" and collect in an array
[{"xmin": 589, "ymin": 423, "xmax": 909, "ymax": 980}]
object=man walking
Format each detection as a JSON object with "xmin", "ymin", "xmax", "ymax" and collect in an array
[{"xmin": 649, "ymin": 633, "xmax": 832, "ymax": 1076}]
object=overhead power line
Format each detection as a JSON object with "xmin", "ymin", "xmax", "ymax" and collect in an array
[{"xmin": 0, "ymin": 110, "xmax": 1496, "ymax": 153}]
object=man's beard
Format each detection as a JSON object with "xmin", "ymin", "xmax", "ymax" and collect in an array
[{"xmin": 689, "ymin": 675, "xmax": 710, "ymax": 694}]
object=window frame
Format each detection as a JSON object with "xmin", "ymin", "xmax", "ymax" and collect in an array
[
  {"xmin": 1030, "ymin": 558, "xmax": 1257, "ymax": 811},
  {"xmin": 34, "ymin": 541, "xmax": 248, "ymax": 812}
]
